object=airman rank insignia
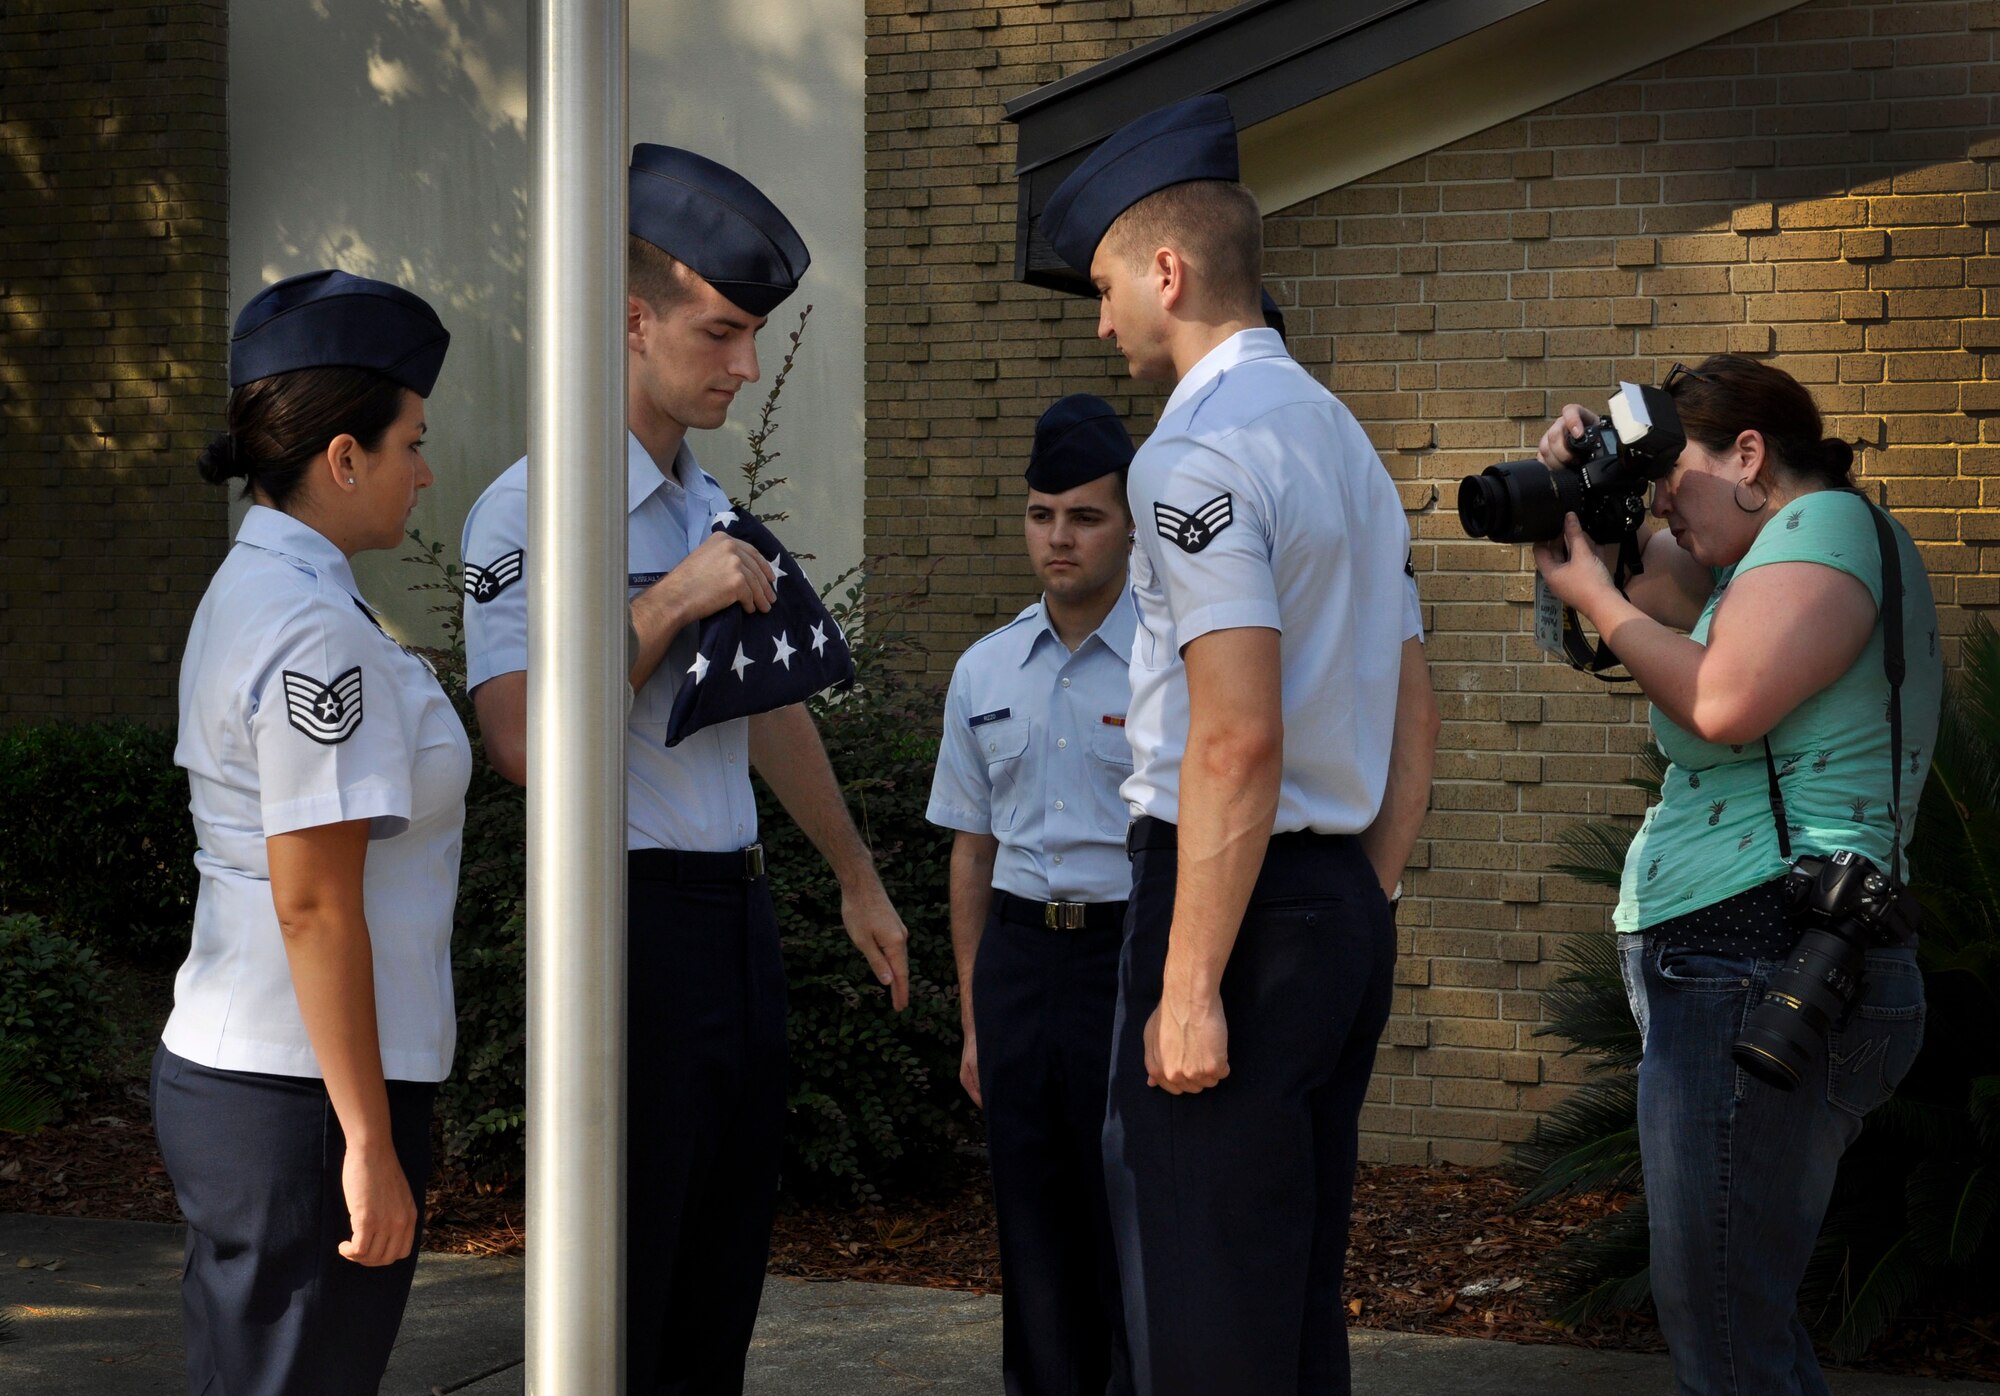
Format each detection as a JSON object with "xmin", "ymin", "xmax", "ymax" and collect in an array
[
  {"xmin": 463, "ymin": 550, "xmax": 524, "ymax": 603},
  {"xmin": 1155, "ymin": 493, "xmax": 1233, "ymax": 554},
  {"xmin": 282, "ymin": 667, "xmax": 364, "ymax": 744}
]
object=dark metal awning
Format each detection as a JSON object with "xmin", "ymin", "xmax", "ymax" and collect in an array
[{"xmin": 1004, "ymin": 0, "xmax": 1549, "ymax": 294}]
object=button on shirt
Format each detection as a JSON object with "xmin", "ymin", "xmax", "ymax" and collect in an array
[
  {"xmin": 1124, "ymin": 328, "xmax": 1413, "ymax": 834},
  {"xmin": 927, "ymin": 591, "xmax": 1138, "ymax": 903},
  {"xmin": 167, "ymin": 507, "xmax": 471, "ymax": 1082},
  {"xmin": 462, "ymin": 433, "xmax": 758, "ymax": 852}
]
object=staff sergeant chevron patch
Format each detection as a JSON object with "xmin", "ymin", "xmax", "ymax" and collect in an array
[
  {"xmin": 1154, "ymin": 492, "xmax": 1234, "ymax": 554},
  {"xmin": 463, "ymin": 550, "xmax": 524, "ymax": 604},
  {"xmin": 282, "ymin": 667, "xmax": 364, "ymax": 744}
]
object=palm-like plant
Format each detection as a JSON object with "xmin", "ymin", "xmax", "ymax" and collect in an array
[{"xmin": 1514, "ymin": 619, "xmax": 2000, "ymax": 1355}]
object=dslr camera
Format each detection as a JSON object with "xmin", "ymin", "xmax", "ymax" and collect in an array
[
  {"xmin": 1457, "ymin": 382, "xmax": 1687, "ymax": 545},
  {"xmin": 1731, "ymin": 850, "xmax": 1920, "ymax": 1090}
]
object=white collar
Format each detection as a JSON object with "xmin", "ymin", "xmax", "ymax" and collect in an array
[
  {"xmin": 1021, "ymin": 584, "xmax": 1136, "ymax": 666},
  {"xmin": 235, "ymin": 505, "xmax": 367, "ymax": 607},
  {"xmin": 1161, "ymin": 327, "xmax": 1289, "ymax": 421}
]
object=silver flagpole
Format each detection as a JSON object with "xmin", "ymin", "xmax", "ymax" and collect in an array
[{"xmin": 526, "ymin": 1, "xmax": 627, "ymax": 1391}]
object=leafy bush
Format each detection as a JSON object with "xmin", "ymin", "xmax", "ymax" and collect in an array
[
  {"xmin": 0, "ymin": 912, "xmax": 113, "ymax": 1102},
  {"xmin": 0, "ymin": 722, "xmax": 196, "ymax": 962},
  {"xmin": 1516, "ymin": 619, "xmax": 2000, "ymax": 1358},
  {"xmin": 759, "ymin": 591, "xmax": 969, "ymax": 1201}
]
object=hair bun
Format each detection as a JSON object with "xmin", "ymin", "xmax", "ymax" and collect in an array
[
  {"xmin": 195, "ymin": 432, "xmax": 248, "ymax": 486},
  {"xmin": 1817, "ymin": 436, "xmax": 1855, "ymax": 484}
]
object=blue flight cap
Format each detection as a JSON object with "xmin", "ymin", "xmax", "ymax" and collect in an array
[
  {"xmin": 1040, "ymin": 94, "xmax": 1239, "ymax": 275},
  {"xmin": 229, "ymin": 270, "xmax": 449, "ymax": 394},
  {"xmin": 1025, "ymin": 393, "xmax": 1135, "ymax": 495},
  {"xmin": 629, "ymin": 143, "xmax": 811, "ymax": 317}
]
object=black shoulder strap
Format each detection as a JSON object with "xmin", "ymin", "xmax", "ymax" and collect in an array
[{"xmin": 1761, "ymin": 495, "xmax": 1905, "ymax": 878}]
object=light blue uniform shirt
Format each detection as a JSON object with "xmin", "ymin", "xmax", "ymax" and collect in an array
[
  {"xmin": 927, "ymin": 590, "xmax": 1138, "ymax": 903},
  {"xmin": 461, "ymin": 432, "xmax": 759, "ymax": 852},
  {"xmin": 169, "ymin": 507, "xmax": 470, "ymax": 1082},
  {"xmin": 1124, "ymin": 328, "xmax": 1416, "ymax": 835}
]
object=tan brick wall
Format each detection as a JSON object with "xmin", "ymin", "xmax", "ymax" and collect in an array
[
  {"xmin": 0, "ymin": 0, "xmax": 231, "ymax": 727},
  {"xmin": 867, "ymin": 0, "xmax": 2000, "ymax": 1162}
]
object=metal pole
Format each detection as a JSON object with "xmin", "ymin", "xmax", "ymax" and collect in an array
[{"xmin": 526, "ymin": 2, "xmax": 627, "ymax": 1392}]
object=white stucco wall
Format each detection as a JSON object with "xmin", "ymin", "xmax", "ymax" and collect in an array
[{"xmin": 227, "ymin": 0, "xmax": 865, "ymax": 640}]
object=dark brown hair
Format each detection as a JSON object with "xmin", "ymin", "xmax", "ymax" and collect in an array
[
  {"xmin": 1667, "ymin": 353, "xmax": 1855, "ymax": 490},
  {"xmin": 197, "ymin": 367, "xmax": 407, "ymax": 508},
  {"xmin": 628, "ymin": 233, "xmax": 696, "ymax": 312},
  {"xmin": 1104, "ymin": 179, "xmax": 1264, "ymax": 312}
]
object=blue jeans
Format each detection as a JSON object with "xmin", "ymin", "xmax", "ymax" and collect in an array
[{"xmin": 1618, "ymin": 933, "xmax": 1925, "ymax": 1396}]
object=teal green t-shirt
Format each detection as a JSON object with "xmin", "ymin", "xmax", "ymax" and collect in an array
[{"xmin": 1616, "ymin": 490, "xmax": 1943, "ymax": 932}]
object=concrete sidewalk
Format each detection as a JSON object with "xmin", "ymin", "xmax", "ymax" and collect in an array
[{"xmin": 4, "ymin": 1213, "xmax": 1994, "ymax": 1395}]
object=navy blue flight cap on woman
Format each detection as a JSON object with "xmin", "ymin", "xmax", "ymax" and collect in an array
[
  {"xmin": 1040, "ymin": 94, "xmax": 1239, "ymax": 276},
  {"xmin": 229, "ymin": 270, "xmax": 449, "ymax": 395},
  {"xmin": 1025, "ymin": 393, "xmax": 1136, "ymax": 495},
  {"xmin": 629, "ymin": 143, "xmax": 811, "ymax": 317}
]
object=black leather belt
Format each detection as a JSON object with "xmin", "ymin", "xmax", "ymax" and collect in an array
[
  {"xmin": 628, "ymin": 842, "xmax": 766, "ymax": 883},
  {"xmin": 994, "ymin": 890, "xmax": 1127, "ymax": 932},
  {"xmin": 1126, "ymin": 816, "xmax": 1345, "ymax": 857}
]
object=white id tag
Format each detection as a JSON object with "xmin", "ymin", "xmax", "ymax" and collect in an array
[{"xmin": 1533, "ymin": 574, "xmax": 1567, "ymax": 659}]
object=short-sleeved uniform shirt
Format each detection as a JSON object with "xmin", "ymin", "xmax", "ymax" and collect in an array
[
  {"xmin": 1123, "ymin": 329, "xmax": 1416, "ymax": 834},
  {"xmin": 461, "ymin": 433, "xmax": 758, "ymax": 852},
  {"xmin": 926, "ymin": 590, "xmax": 1138, "ymax": 903},
  {"xmin": 166, "ymin": 507, "xmax": 471, "ymax": 1082},
  {"xmin": 1618, "ymin": 490, "xmax": 1944, "ymax": 931}
]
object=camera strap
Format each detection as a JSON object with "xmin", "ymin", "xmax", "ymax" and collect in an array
[
  {"xmin": 1760, "ymin": 496, "xmax": 1905, "ymax": 879},
  {"xmin": 1560, "ymin": 529, "xmax": 1647, "ymax": 682}
]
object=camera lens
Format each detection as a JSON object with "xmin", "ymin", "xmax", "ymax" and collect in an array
[
  {"xmin": 1456, "ymin": 459, "xmax": 1580, "ymax": 545},
  {"xmin": 1731, "ymin": 926, "xmax": 1867, "ymax": 1089}
]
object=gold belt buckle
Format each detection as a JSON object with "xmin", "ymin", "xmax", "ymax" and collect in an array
[
  {"xmin": 1044, "ymin": 901, "xmax": 1087, "ymax": 930},
  {"xmin": 743, "ymin": 843, "xmax": 766, "ymax": 879}
]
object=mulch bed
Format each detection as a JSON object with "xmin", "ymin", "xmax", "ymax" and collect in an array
[{"xmin": 7, "ymin": 1095, "xmax": 1995, "ymax": 1383}]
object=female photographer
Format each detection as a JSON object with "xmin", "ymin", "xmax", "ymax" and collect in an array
[{"xmin": 1533, "ymin": 354, "xmax": 1940, "ymax": 1396}]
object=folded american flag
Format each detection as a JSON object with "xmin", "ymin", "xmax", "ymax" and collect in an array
[{"xmin": 664, "ymin": 508, "xmax": 855, "ymax": 747}]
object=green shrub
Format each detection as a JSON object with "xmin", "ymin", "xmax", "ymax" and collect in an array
[
  {"xmin": 0, "ymin": 721, "xmax": 196, "ymax": 963},
  {"xmin": 0, "ymin": 912, "xmax": 113, "ymax": 1102},
  {"xmin": 759, "ymin": 587, "xmax": 970, "ymax": 1201}
]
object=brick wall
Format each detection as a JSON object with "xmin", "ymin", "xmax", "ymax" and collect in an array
[
  {"xmin": 0, "ymin": 0, "xmax": 230, "ymax": 727},
  {"xmin": 865, "ymin": 0, "xmax": 2000, "ymax": 1162}
]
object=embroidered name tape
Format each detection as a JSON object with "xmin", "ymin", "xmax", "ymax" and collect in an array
[
  {"xmin": 1155, "ymin": 492, "xmax": 1233, "ymax": 554},
  {"xmin": 463, "ymin": 550, "xmax": 524, "ymax": 604},
  {"xmin": 628, "ymin": 571, "xmax": 668, "ymax": 588},
  {"xmin": 969, "ymin": 708, "xmax": 1012, "ymax": 727},
  {"xmin": 282, "ymin": 667, "xmax": 364, "ymax": 744}
]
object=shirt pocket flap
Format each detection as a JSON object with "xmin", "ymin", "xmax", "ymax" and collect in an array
[{"xmin": 975, "ymin": 716, "xmax": 1030, "ymax": 765}]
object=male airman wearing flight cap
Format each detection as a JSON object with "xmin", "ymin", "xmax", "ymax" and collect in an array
[
  {"xmin": 1040, "ymin": 96, "xmax": 1438, "ymax": 1396},
  {"xmin": 460, "ymin": 144, "xmax": 911, "ymax": 1395},
  {"xmin": 927, "ymin": 394, "xmax": 1140, "ymax": 1396}
]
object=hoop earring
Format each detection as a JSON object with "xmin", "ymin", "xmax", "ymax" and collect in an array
[{"xmin": 1733, "ymin": 476, "xmax": 1768, "ymax": 514}]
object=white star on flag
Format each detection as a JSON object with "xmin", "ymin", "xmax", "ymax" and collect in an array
[
  {"xmin": 809, "ymin": 621, "xmax": 828, "ymax": 657},
  {"xmin": 688, "ymin": 651, "xmax": 710, "ymax": 683},
  {"xmin": 712, "ymin": 509, "xmax": 739, "ymax": 528},
  {"xmin": 764, "ymin": 551, "xmax": 787, "ymax": 585},
  {"xmin": 772, "ymin": 631, "xmax": 796, "ymax": 670},
  {"xmin": 730, "ymin": 643, "xmax": 755, "ymax": 681}
]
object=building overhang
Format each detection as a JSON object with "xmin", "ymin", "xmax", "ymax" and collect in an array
[{"xmin": 1006, "ymin": 0, "xmax": 1806, "ymax": 295}]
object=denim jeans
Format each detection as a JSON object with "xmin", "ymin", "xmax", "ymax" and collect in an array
[{"xmin": 1617, "ymin": 933, "xmax": 1925, "ymax": 1396}]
